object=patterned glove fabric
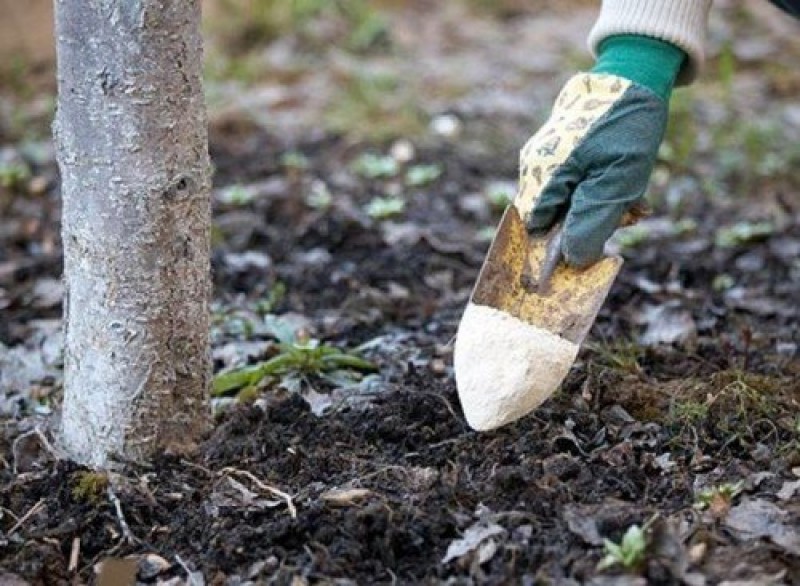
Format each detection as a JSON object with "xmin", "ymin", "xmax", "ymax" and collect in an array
[{"xmin": 514, "ymin": 35, "xmax": 685, "ymax": 267}]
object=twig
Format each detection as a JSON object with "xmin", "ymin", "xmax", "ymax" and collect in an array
[
  {"xmin": 68, "ymin": 537, "xmax": 80, "ymax": 573},
  {"xmin": 417, "ymin": 390, "xmax": 462, "ymax": 424},
  {"xmin": 175, "ymin": 554, "xmax": 204, "ymax": 586},
  {"xmin": 8, "ymin": 498, "xmax": 46, "ymax": 535},
  {"xmin": 180, "ymin": 459, "xmax": 215, "ymax": 476},
  {"xmin": 1, "ymin": 506, "xmax": 20, "ymax": 524},
  {"xmin": 220, "ymin": 467, "xmax": 297, "ymax": 518},
  {"xmin": 107, "ymin": 487, "xmax": 137, "ymax": 544},
  {"xmin": 11, "ymin": 427, "xmax": 62, "ymax": 474}
]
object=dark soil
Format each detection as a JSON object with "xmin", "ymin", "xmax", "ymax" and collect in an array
[{"xmin": 1, "ymin": 124, "xmax": 799, "ymax": 585}]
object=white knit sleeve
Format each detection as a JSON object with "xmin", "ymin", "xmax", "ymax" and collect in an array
[{"xmin": 587, "ymin": 0, "xmax": 713, "ymax": 85}]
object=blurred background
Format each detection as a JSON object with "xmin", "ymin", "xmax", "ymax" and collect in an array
[{"xmin": 2, "ymin": 0, "xmax": 800, "ymax": 174}]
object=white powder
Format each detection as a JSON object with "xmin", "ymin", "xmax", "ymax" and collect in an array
[{"xmin": 454, "ymin": 302, "xmax": 579, "ymax": 431}]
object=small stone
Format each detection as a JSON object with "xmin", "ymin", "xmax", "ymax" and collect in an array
[
  {"xmin": 138, "ymin": 553, "xmax": 171, "ymax": 579},
  {"xmin": 28, "ymin": 176, "xmax": 48, "ymax": 195},
  {"xmin": 389, "ymin": 139, "xmax": 415, "ymax": 163},
  {"xmin": 430, "ymin": 114, "xmax": 462, "ymax": 138},
  {"xmin": 688, "ymin": 542, "xmax": 707, "ymax": 564},
  {"xmin": 429, "ymin": 358, "xmax": 447, "ymax": 375}
]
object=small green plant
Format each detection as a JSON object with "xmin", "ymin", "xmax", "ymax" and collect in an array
[
  {"xmin": 213, "ymin": 317, "xmax": 376, "ymax": 397},
  {"xmin": 694, "ymin": 481, "xmax": 744, "ymax": 511},
  {"xmin": 615, "ymin": 225, "xmax": 650, "ymax": 249},
  {"xmin": 305, "ymin": 180, "xmax": 333, "ymax": 210},
  {"xmin": 716, "ymin": 41, "xmax": 736, "ymax": 99},
  {"xmin": 669, "ymin": 398, "xmax": 710, "ymax": 427},
  {"xmin": 712, "ymin": 273, "xmax": 735, "ymax": 292},
  {"xmin": 405, "ymin": 164, "xmax": 442, "ymax": 187},
  {"xmin": 72, "ymin": 471, "xmax": 109, "ymax": 504},
  {"xmin": 336, "ymin": 0, "xmax": 388, "ymax": 51},
  {"xmin": 598, "ymin": 524, "xmax": 648, "ymax": 571},
  {"xmin": 476, "ymin": 226, "xmax": 496, "ymax": 242},
  {"xmin": 254, "ymin": 282, "xmax": 287, "ymax": 315},
  {"xmin": 660, "ymin": 91, "xmax": 697, "ymax": 170},
  {"xmin": 715, "ymin": 221, "xmax": 774, "ymax": 248},
  {"xmin": 207, "ymin": 0, "xmax": 387, "ymax": 57},
  {"xmin": 351, "ymin": 153, "xmax": 399, "ymax": 179},
  {"xmin": 325, "ymin": 72, "xmax": 425, "ymax": 141},
  {"xmin": 485, "ymin": 183, "xmax": 514, "ymax": 211},
  {"xmin": 586, "ymin": 339, "xmax": 643, "ymax": 374},
  {"xmin": 365, "ymin": 196, "xmax": 405, "ymax": 219},
  {"xmin": 0, "ymin": 56, "xmax": 33, "ymax": 99},
  {"xmin": 280, "ymin": 151, "xmax": 311, "ymax": 171},
  {"xmin": 219, "ymin": 184, "xmax": 255, "ymax": 206},
  {"xmin": 0, "ymin": 161, "xmax": 31, "ymax": 191}
]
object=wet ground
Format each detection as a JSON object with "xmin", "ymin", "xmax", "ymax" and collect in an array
[{"xmin": 1, "ymin": 1, "xmax": 799, "ymax": 584}]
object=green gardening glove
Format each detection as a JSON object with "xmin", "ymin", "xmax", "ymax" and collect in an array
[{"xmin": 514, "ymin": 35, "xmax": 686, "ymax": 267}]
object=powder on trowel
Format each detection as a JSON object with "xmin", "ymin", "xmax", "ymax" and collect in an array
[{"xmin": 454, "ymin": 302, "xmax": 579, "ymax": 431}]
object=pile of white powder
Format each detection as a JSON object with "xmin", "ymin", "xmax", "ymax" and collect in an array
[{"xmin": 454, "ymin": 302, "xmax": 579, "ymax": 431}]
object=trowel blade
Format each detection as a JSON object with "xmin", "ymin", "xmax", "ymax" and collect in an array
[
  {"xmin": 469, "ymin": 205, "xmax": 622, "ymax": 345},
  {"xmin": 454, "ymin": 205, "xmax": 623, "ymax": 430}
]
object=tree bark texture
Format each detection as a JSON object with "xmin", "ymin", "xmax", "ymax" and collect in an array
[{"xmin": 54, "ymin": 0, "xmax": 212, "ymax": 468}]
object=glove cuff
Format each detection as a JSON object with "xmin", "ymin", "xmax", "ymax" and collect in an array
[
  {"xmin": 591, "ymin": 35, "xmax": 685, "ymax": 101},
  {"xmin": 587, "ymin": 0, "xmax": 712, "ymax": 85}
]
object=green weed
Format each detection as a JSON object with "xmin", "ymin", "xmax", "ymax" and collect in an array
[
  {"xmin": 280, "ymin": 151, "xmax": 311, "ymax": 172},
  {"xmin": 351, "ymin": 153, "xmax": 399, "ymax": 179},
  {"xmin": 213, "ymin": 317, "xmax": 376, "ymax": 397},
  {"xmin": 660, "ymin": 90, "xmax": 697, "ymax": 171},
  {"xmin": 405, "ymin": 164, "xmax": 442, "ymax": 187},
  {"xmin": 0, "ymin": 56, "xmax": 34, "ymax": 99},
  {"xmin": 476, "ymin": 226, "xmax": 496, "ymax": 242},
  {"xmin": 254, "ymin": 282, "xmax": 287, "ymax": 315},
  {"xmin": 715, "ymin": 221, "xmax": 774, "ymax": 248},
  {"xmin": 209, "ymin": 0, "xmax": 387, "ymax": 55},
  {"xmin": 0, "ymin": 161, "xmax": 31, "ymax": 191},
  {"xmin": 485, "ymin": 183, "xmax": 515, "ymax": 212},
  {"xmin": 598, "ymin": 524, "xmax": 648, "ymax": 571},
  {"xmin": 365, "ymin": 196, "xmax": 405, "ymax": 219},
  {"xmin": 669, "ymin": 396, "xmax": 710, "ymax": 428},
  {"xmin": 72, "ymin": 471, "xmax": 109, "ymax": 504},
  {"xmin": 325, "ymin": 72, "xmax": 425, "ymax": 141},
  {"xmin": 694, "ymin": 481, "xmax": 744, "ymax": 511},
  {"xmin": 305, "ymin": 180, "xmax": 333, "ymax": 210},
  {"xmin": 716, "ymin": 42, "xmax": 736, "ymax": 100},
  {"xmin": 586, "ymin": 340, "xmax": 644, "ymax": 375}
]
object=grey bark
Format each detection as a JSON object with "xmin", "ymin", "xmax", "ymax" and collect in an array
[{"xmin": 54, "ymin": 0, "xmax": 212, "ymax": 468}]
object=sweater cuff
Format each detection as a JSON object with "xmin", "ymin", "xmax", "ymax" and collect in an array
[{"xmin": 587, "ymin": 0, "xmax": 712, "ymax": 85}]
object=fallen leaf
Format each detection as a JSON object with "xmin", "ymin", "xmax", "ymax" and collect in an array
[
  {"xmin": 302, "ymin": 388, "xmax": 333, "ymax": 416},
  {"xmin": 441, "ymin": 520, "xmax": 505, "ymax": 564},
  {"xmin": 724, "ymin": 499, "xmax": 800, "ymax": 555},
  {"xmin": 638, "ymin": 302, "xmax": 697, "ymax": 346},
  {"xmin": 563, "ymin": 505, "xmax": 603, "ymax": 546},
  {"xmin": 717, "ymin": 569, "xmax": 787, "ymax": 586},
  {"xmin": 777, "ymin": 479, "xmax": 800, "ymax": 501}
]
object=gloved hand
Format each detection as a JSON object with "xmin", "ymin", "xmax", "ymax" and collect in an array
[{"xmin": 513, "ymin": 35, "xmax": 686, "ymax": 267}]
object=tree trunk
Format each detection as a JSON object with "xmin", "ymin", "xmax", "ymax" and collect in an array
[{"xmin": 54, "ymin": 0, "xmax": 212, "ymax": 468}]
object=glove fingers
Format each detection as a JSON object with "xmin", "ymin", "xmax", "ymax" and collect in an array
[
  {"xmin": 526, "ymin": 163, "xmax": 582, "ymax": 234},
  {"xmin": 561, "ymin": 169, "xmax": 645, "ymax": 267}
]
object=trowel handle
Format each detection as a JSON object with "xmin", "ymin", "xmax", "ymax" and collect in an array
[{"xmin": 537, "ymin": 222, "xmax": 564, "ymax": 295}]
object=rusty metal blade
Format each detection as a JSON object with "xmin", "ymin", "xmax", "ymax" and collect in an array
[{"xmin": 470, "ymin": 205, "xmax": 622, "ymax": 345}]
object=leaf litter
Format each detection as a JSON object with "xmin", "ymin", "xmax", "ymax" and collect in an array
[{"xmin": 1, "ymin": 1, "xmax": 800, "ymax": 584}]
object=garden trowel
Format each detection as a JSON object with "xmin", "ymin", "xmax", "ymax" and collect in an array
[{"xmin": 453, "ymin": 203, "xmax": 624, "ymax": 431}]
